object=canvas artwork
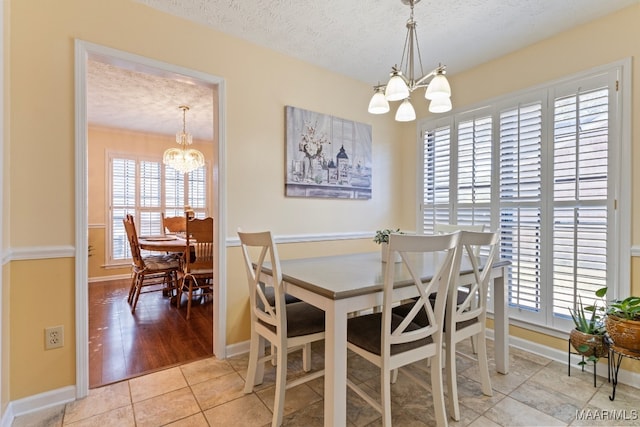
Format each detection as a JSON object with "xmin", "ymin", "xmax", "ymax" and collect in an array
[{"xmin": 285, "ymin": 106, "xmax": 372, "ymax": 199}]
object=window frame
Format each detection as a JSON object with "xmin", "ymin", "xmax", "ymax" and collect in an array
[{"xmin": 416, "ymin": 60, "xmax": 631, "ymax": 336}]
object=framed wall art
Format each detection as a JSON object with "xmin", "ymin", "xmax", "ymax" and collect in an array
[{"xmin": 285, "ymin": 105, "xmax": 372, "ymax": 199}]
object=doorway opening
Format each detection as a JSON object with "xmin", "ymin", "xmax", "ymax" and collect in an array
[{"xmin": 75, "ymin": 40, "xmax": 227, "ymax": 397}]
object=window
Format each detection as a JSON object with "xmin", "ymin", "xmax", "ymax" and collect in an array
[
  {"xmin": 419, "ymin": 63, "xmax": 628, "ymax": 332},
  {"xmin": 109, "ymin": 154, "xmax": 208, "ymax": 263}
]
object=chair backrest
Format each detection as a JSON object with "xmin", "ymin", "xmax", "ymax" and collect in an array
[
  {"xmin": 184, "ymin": 217, "xmax": 214, "ymax": 273},
  {"xmin": 237, "ymin": 230, "xmax": 287, "ymax": 333},
  {"xmin": 162, "ymin": 213, "xmax": 187, "ymax": 235},
  {"xmin": 434, "ymin": 223, "xmax": 485, "ymax": 234},
  {"xmin": 434, "ymin": 223, "xmax": 485, "ymax": 258},
  {"xmin": 448, "ymin": 231, "xmax": 499, "ymax": 328},
  {"xmin": 123, "ymin": 214, "xmax": 145, "ymax": 270},
  {"xmin": 383, "ymin": 232, "xmax": 460, "ymax": 357}
]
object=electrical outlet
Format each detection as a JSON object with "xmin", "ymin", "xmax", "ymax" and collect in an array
[{"xmin": 45, "ymin": 326, "xmax": 64, "ymax": 350}]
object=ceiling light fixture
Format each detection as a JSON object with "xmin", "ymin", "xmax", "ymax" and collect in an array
[
  {"xmin": 367, "ymin": 0, "xmax": 452, "ymax": 121},
  {"xmin": 163, "ymin": 105, "xmax": 205, "ymax": 174}
]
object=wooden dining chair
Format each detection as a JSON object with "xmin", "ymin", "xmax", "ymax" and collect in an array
[
  {"xmin": 444, "ymin": 230, "xmax": 499, "ymax": 421},
  {"xmin": 122, "ymin": 214, "xmax": 181, "ymax": 313},
  {"xmin": 176, "ymin": 217, "xmax": 214, "ymax": 320},
  {"xmin": 161, "ymin": 213, "xmax": 187, "ymax": 235},
  {"xmin": 346, "ymin": 232, "xmax": 460, "ymax": 427},
  {"xmin": 237, "ymin": 230, "xmax": 325, "ymax": 427}
]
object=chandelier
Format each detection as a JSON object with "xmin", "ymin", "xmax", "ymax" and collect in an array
[
  {"xmin": 163, "ymin": 105, "xmax": 205, "ymax": 174},
  {"xmin": 367, "ymin": 0, "xmax": 452, "ymax": 121}
]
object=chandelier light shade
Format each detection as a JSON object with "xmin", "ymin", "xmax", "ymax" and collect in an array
[
  {"xmin": 163, "ymin": 105, "xmax": 205, "ymax": 174},
  {"xmin": 367, "ymin": 0, "xmax": 452, "ymax": 121},
  {"xmin": 367, "ymin": 86, "xmax": 390, "ymax": 114},
  {"xmin": 395, "ymin": 98, "xmax": 416, "ymax": 122}
]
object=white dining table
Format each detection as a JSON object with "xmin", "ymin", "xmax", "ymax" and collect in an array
[{"xmin": 262, "ymin": 251, "xmax": 510, "ymax": 427}]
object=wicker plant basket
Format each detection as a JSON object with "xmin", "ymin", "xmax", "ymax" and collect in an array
[
  {"xmin": 569, "ymin": 329, "xmax": 607, "ymax": 358},
  {"xmin": 605, "ymin": 315, "xmax": 640, "ymax": 353}
]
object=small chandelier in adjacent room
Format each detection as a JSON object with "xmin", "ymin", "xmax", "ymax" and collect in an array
[
  {"xmin": 163, "ymin": 105, "xmax": 205, "ymax": 174},
  {"xmin": 367, "ymin": 0, "xmax": 452, "ymax": 121}
]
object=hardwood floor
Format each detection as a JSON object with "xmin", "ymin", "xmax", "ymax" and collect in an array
[{"xmin": 88, "ymin": 278, "xmax": 213, "ymax": 389}]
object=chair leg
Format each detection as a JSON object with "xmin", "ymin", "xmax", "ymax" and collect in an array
[
  {"xmin": 272, "ymin": 341, "xmax": 287, "ymax": 427},
  {"xmin": 391, "ymin": 368, "xmax": 398, "ymax": 384},
  {"xmin": 446, "ymin": 336, "xmax": 461, "ymax": 421},
  {"xmin": 476, "ymin": 332, "xmax": 493, "ymax": 396},
  {"xmin": 430, "ymin": 351, "xmax": 448, "ymax": 427},
  {"xmin": 127, "ymin": 273, "xmax": 137, "ymax": 304},
  {"xmin": 244, "ymin": 332, "xmax": 265, "ymax": 393},
  {"xmin": 302, "ymin": 343, "xmax": 312, "ymax": 372},
  {"xmin": 130, "ymin": 275, "xmax": 143, "ymax": 313},
  {"xmin": 381, "ymin": 366, "xmax": 393, "ymax": 426},
  {"xmin": 186, "ymin": 278, "xmax": 194, "ymax": 320}
]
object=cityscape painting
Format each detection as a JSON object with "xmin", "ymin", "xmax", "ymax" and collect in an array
[{"xmin": 285, "ymin": 106, "xmax": 372, "ymax": 199}]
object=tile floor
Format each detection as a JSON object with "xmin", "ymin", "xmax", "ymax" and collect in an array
[{"xmin": 12, "ymin": 340, "xmax": 640, "ymax": 426}]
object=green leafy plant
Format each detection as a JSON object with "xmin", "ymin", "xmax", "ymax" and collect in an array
[
  {"xmin": 373, "ymin": 229, "xmax": 402, "ymax": 244},
  {"xmin": 608, "ymin": 296, "xmax": 640, "ymax": 320},
  {"xmin": 596, "ymin": 287, "xmax": 640, "ymax": 321}
]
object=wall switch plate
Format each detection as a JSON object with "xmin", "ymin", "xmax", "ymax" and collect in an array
[{"xmin": 45, "ymin": 325, "xmax": 64, "ymax": 350}]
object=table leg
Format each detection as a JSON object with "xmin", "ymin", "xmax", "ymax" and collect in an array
[
  {"xmin": 494, "ymin": 267, "xmax": 509, "ymax": 374},
  {"xmin": 324, "ymin": 301, "xmax": 348, "ymax": 427}
]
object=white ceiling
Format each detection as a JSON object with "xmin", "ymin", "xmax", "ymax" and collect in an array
[{"xmin": 88, "ymin": 0, "xmax": 638, "ymax": 139}]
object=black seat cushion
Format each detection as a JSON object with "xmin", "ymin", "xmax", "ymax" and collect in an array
[
  {"xmin": 393, "ymin": 288, "xmax": 479, "ymax": 331},
  {"xmin": 263, "ymin": 285, "xmax": 301, "ymax": 305},
  {"xmin": 258, "ymin": 301, "xmax": 325, "ymax": 338},
  {"xmin": 347, "ymin": 312, "xmax": 433, "ymax": 356}
]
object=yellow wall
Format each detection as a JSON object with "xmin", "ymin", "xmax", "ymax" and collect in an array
[{"xmin": 4, "ymin": 0, "xmax": 640, "ymax": 405}]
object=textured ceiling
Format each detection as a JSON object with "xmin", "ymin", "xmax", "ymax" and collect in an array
[{"xmin": 88, "ymin": 0, "xmax": 638, "ymax": 139}]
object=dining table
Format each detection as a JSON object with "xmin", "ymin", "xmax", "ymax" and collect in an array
[
  {"xmin": 260, "ymin": 250, "xmax": 510, "ymax": 427},
  {"xmin": 138, "ymin": 234, "xmax": 188, "ymax": 252}
]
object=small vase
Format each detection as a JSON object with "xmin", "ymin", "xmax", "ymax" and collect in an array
[{"xmin": 380, "ymin": 243, "xmax": 402, "ymax": 263}]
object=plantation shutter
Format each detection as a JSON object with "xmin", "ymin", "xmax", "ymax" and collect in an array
[
  {"xmin": 499, "ymin": 102, "xmax": 543, "ymax": 313},
  {"xmin": 552, "ymin": 86, "xmax": 609, "ymax": 319},
  {"xmin": 139, "ymin": 160, "xmax": 163, "ymax": 236},
  {"xmin": 422, "ymin": 125, "xmax": 451, "ymax": 233},
  {"xmin": 111, "ymin": 158, "xmax": 136, "ymax": 260},
  {"xmin": 456, "ymin": 116, "xmax": 492, "ymax": 229}
]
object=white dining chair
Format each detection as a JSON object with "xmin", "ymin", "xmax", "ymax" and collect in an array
[
  {"xmin": 237, "ymin": 230, "xmax": 325, "ymax": 427},
  {"xmin": 346, "ymin": 232, "xmax": 460, "ymax": 427},
  {"xmin": 444, "ymin": 230, "xmax": 499, "ymax": 421}
]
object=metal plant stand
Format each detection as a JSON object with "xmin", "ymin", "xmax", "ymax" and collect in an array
[
  {"xmin": 608, "ymin": 343, "xmax": 640, "ymax": 401},
  {"xmin": 567, "ymin": 337, "xmax": 609, "ymax": 388}
]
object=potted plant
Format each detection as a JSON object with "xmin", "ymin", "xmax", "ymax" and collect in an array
[
  {"xmin": 374, "ymin": 229, "xmax": 403, "ymax": 263},
  {"xmin": 603, "ymin": 290, "xmax": 640, "ymax": 353},
  {"xmin": 568, "ymin": 295, "xmax": 607, "ymax": 363}
]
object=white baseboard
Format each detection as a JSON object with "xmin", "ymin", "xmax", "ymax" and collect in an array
[
  {"xmin": 2, "ymin": 385, "xmax": 75, "ymax": 426},
  {"xmin": 225, "ymin": 339, "xmax": 250, "ymax": 358},
  {"xmin": 88, "ymin": 273, "xmax": 130, "ymax": 283}
]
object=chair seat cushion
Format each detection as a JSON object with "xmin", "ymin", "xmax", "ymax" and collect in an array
[
  {"xmin": 188, "ymin": 267, "xmax": 213, "ymax": 275},
  {"xmin": 393, "ymin": 300, "xmax": 479, "ymax": 332},
  {"xmin": 258, "ymin": 301, "xmax": 325, "ymax": 338},
  {"xmin": 347, "ymin": 312, "xmax": 432, "ymax": 356},
  {"xmin": 263, "ymin": 285, "xmax": 301, "ymax": 305},
  {"xmin": 142, "ymin": 254, "xmax": 180, "ymax": 270},
  {"xmin": 393, "ymin": 288, "xmax": 472, "ymax": 328}
]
